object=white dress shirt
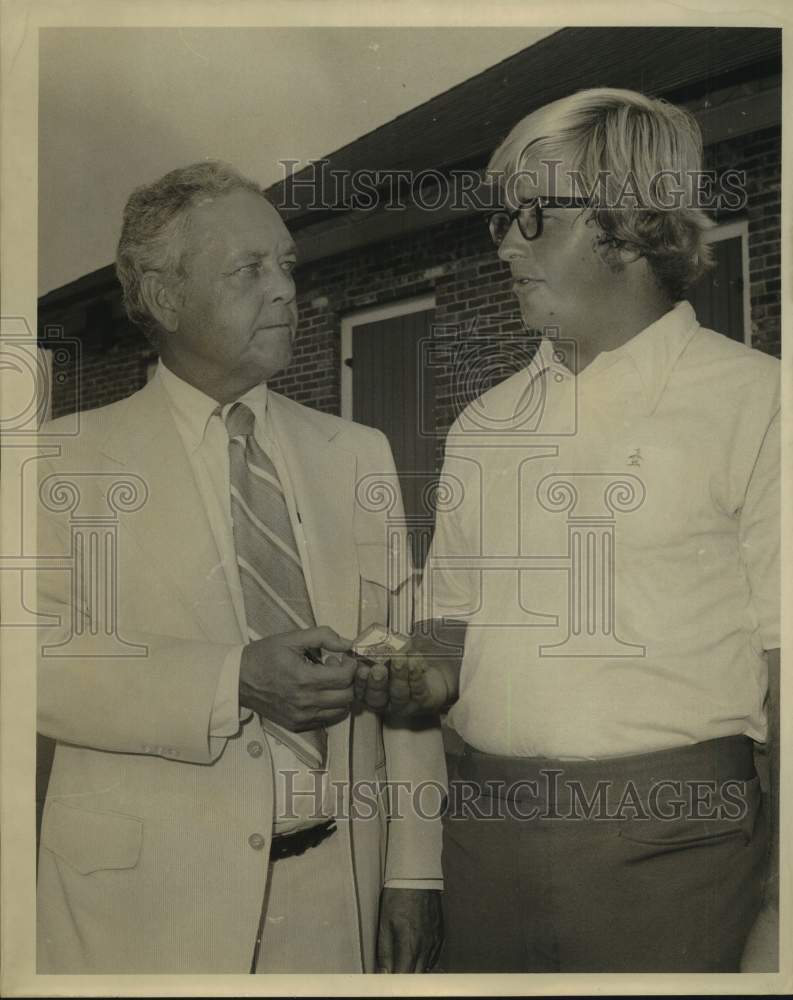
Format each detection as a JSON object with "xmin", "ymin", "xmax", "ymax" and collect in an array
[
  {"xmin": 157, "ymin": 362, "xmax": 332, "ymax": 834},
  {"xmin": 158, "ymin": 362, "xmax": 442, "ymax": 890},
  {"xmin": 421, "ymin": 302, "xmax": 780, "ymax": 758}
]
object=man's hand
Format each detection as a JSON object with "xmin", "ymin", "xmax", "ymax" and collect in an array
[
  {"xmin": 239, "ymin": 626, "xmax": 355, "ymax": 731},
  {"xmin": 377, "ymin": 888, "xmax": 443, "ymax": 973},
  {"xmin": 353, "ymin": 652, "xmax": 449, "ymax": 716},
  {"xmin": 740, "ymin": 901, "xmax": 778, "ymax": 971},
  {"xmin": 354, "ymin": 620, "xmax": 465, "ymax": 717}
]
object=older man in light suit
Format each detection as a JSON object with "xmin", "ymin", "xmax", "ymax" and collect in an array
[{"xmin": 36, "ymin": 162, "xmax": 445, "ymax": 974}]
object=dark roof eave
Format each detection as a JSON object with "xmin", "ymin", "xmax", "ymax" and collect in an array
[
  {"xmin": 39, "ymin": 262, "xmax": 120, "ymax": 313},
  {"xmin": 266, "ymin": 25, "xmax": 781, "ymax": 222}
]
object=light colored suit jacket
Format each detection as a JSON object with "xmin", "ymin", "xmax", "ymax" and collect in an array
[{"xmin": 36, "ymin": 377, "xmax": 445, "ymax": 973}]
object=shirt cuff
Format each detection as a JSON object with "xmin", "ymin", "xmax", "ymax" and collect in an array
[
  {"xmin": 383, "ymin": 878, "xmax": 444, "ymax": 891},
  {"xmin": 209, "ymin": 645, "xmax": 244, "ymax": 736}
]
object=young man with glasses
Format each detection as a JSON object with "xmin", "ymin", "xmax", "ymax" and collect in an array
[{"xmin": 359, "ymin": 88, "xmax": 780, "ymax": 972}]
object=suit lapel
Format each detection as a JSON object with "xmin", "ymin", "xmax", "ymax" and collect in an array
[
  {"xmin": 267, "ymin": 394, "xmax": 359, "ymax": 638},
  {"xmin": 99, "ymin": 378, "xmax": 242, "ymax": 644},
  {"xmin": 267, "ymin": 393, "xmax": 360, "ymax": 780}
]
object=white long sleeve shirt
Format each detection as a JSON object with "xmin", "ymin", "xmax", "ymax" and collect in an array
[{"xmin": 422, "ymin": 301, "xmax": 780, "ymax": 758}]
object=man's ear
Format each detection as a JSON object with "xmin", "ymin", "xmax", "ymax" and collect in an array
[
  {"xmin": 140, "ymin": 272, "xmax": 182, "ymax": 334},
  {"xmin": 592, "ymin": 233, "xmax": 642, "ymax": 274}
]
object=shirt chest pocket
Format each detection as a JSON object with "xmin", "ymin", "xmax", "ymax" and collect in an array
[{"xmin": 41, "ymin": 800, "xmax": 142, "ymax": 875}]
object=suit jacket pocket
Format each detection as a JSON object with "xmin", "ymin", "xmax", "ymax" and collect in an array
[{"xmin": 41, "ymin": 800, "xmax": 143, "ymax": 874}]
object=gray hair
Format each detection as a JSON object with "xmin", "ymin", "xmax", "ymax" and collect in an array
[
  {"xmin": 488, "ymin": 88, "xmax": 713, "ymax": 300},
  {"xmin": 116, "ymin": 160, "xmax": 266, "ymax": 343}
]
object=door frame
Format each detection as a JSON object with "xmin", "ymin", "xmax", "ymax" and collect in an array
[
  {"xmin": 702, "ymin": 218, "xmax": 751, "ymax": 346},
  {"xmin": 339, "ymin": 294, "xmax": 436, "ymax": 420}
]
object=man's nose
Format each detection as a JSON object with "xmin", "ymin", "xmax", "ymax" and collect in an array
[
  {"xmin": 269, "ymin": 267, "xmax": 296, "ymax": 303},
  {"xmin": 496, "ymin": 220, "xmax": 531, "ymax": 262}
]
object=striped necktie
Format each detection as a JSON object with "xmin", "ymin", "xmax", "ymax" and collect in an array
[{"xmin": 225, "ymin": 401, "xmax": 327, "ymax": 769}]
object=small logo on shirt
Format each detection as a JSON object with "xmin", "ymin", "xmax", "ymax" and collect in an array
[{"xmin": 628, "ymin": 448, "xmax": 643, "ymax": 467}]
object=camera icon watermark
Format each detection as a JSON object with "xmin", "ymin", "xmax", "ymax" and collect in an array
[
  {"xmin": 1, "ymin": 318, "xmax": 81, "ymax": 437},
  {"xmin": 418, "ymin": 316, "xmax": 578, "ymax": 442}
]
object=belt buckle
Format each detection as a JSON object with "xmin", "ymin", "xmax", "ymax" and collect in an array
[
  {"xmin": 306, "ymin": 818, "xmax": 336, "ymax": 850},
  {"xmin": 291, "ymin": 834, "xmax": 311, "ymax": 858},
  {"xmin": 272, "ymin": 819, "xmax": 336, "ymax": 861}
]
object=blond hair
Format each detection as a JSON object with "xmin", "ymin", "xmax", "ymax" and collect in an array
[{"xmin": 489, "ymin": 88, "xmax": 713, "ymax": 299}]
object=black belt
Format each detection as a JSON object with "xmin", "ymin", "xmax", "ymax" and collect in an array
[{"xmin": 269, "ymin": 819, "xmax": 337, "ymax": 861}]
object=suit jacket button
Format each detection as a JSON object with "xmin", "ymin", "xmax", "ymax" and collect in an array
[
  {"xmin": 248, "ymin": 832, "xmax": 266, "ymax": 851},
  {"xmin": 247, "ymin": 740, "xmax": 264, "ymax": 758}
]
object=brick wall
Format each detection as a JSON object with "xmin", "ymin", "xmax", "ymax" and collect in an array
[
  {"xmin": 48, "ymin": 126, "xmax": 781, "ymax": 444},
  {"xmin": 705, "ymin": 126, "xmax": 781, "ymax": 357},
  {"xmin": 50, "ymin": 329, "xmax": 154, "ymax": 420}
]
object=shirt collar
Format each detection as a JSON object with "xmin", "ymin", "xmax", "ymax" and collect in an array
[
  {"xmin": 236, "ymin": 380, "xmax": 270, "ymax": 434},
  {"xmin": 610, "ymin": 300, "xmax": 700, "ymax": 415},
  {"xmin": 527, "ymin": 336, "xmax": 574, "ymax": 382},
  {"xmin": 156, "ymin": 360, "xmax": 269, "ymax": 452},
  {"xmin": 529, "ymin": 300, "xmax": 700, "ymax": 414}
]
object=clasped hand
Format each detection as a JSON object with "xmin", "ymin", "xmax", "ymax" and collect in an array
[
  {"xmin": 239, "ymin": 626, "xmax": 452, "ymax": 730},
  {"xmin": 353, "ymin": 649, "xmax": 451, "ymax": 717},
  {"xmin": 239, "ymin": 626, "xmax": 357, "ymax": 730}
]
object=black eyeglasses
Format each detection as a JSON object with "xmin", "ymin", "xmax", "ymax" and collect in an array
[{"xmin": 487, "ymin": 196, "xmax": 591, "ymax": 246}]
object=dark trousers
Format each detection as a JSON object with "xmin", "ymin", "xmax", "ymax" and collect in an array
[{"xmin": 441, "ymin": 736, "xmax": 767, "ymax": 972}]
